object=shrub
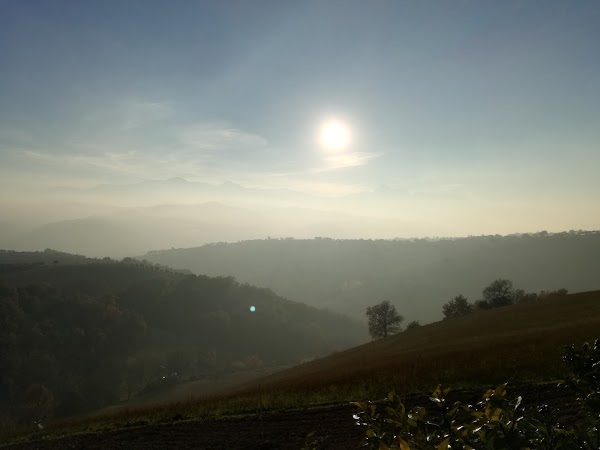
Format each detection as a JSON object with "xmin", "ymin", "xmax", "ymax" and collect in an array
[{"xmin": 353, "ymin": 339, "xmax": 600, "ymax": 449}]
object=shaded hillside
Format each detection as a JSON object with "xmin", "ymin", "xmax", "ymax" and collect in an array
[
  {"xmin": 0, "ymin": 249, "xmax": 89, "ymax": 265},
  {"xmin": 0, "ymin": 255, "xmax": 364, "ymax": 423},
  {"xmin": 4, "ymin": 290, "xmax": 597, "ymax": 449},
  {"xmin": 142, "ymin": 231, "xmax": 600, "ymax": 322},
  {"xmin": 239, "ymin": 289, "xmax": 600, "ymax": 396}
]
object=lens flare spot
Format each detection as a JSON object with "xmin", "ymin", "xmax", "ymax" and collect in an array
[{"xmin": 249, "ymin": 306, "xmax": 256, "ymax": 312}]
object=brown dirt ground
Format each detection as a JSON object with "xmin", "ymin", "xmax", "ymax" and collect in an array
[{"xmin": 3, "ymin": 383, "xmax": 581, "ymax": 450}]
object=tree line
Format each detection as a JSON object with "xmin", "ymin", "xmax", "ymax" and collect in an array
[
  {"xmin": 442, "ymin": 278, "xmax": 568, "ymax": 320},
  {"xmin": 365, "ymin": 279, "xmax": 568, "ymax": 339}
]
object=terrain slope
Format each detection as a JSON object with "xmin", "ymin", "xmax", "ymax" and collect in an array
[
  {"xmin": 142, "ymin": 232, "xmax": 600, "ymax": 322},
  {"xmin": 4, "ymin": 290, "xmax": 598, "ymax": 449}
]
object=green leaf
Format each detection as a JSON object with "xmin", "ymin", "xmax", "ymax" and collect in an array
[
  {"xmin": 386, "ymin": 406, "xmax": 398, "ymax": 416},
  {"xmin": 366, "ymin": 428, "xmax": 375, "ymax": 438},
  {"xmin": 411, "ymin": 406, "xmax": 426, "ymax": 420}
]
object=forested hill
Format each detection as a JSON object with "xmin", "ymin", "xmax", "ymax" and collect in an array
[
  {"xmin": 142, "ymin": 230, "xmax": 600, "ymax": 323},
  {"xmin": 0, "ymin": 249, "xmax": 89, "ymax": 265},
  {"xmin": 0, "ymin": 255, "xmax": 364, "ymax": 422}
]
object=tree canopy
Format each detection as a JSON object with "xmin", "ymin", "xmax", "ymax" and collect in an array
[
  {"xmin": 482, "ymin": 279, "xmax": 516, "ymax": 308},
  {"xmin": 366, "ymin": 300, "xmax": 404, "ymax": 339},
  {"xmin": 0, "ymin": 258, "xmax": 363, "ymax": 424},
  {"xmin": 442, "ymin": 294, "xmax": 474, "ymax": 319}
]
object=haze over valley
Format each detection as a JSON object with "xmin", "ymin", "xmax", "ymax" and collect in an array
[
  {"xmin": 1, "ymin": 1, "xmax": 600, "ymax": 447},
  {"xmin": 142, "ymin": 231, "xmax": 600, "ymax": 323}
]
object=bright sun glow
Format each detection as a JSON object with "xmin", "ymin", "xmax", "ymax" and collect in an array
[{"xmin": 318, "ymin": 119, "xmax": 351, "ymax": 152}]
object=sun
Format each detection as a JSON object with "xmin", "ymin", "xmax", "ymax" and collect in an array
[{"xmin": 318, "ymin": 118, "xmax": 351, "ymax": 152}]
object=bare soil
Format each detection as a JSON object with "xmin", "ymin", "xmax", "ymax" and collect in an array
[{"xmin": 4, "ymin": 383, "xmax": 580, "ymax": 450}]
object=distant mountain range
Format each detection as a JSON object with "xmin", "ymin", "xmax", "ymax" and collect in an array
[
  {"xmin": 0, "ymin": 178, "xmax": 440, "ymax": 257},
  {"xmin": 2, "ymin": 201, "xmax": 390, "ymax": 257}
]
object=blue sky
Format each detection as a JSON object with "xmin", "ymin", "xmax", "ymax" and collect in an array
[{"xmin": 1, "ymin": 0, "xmax": 599, "ymax": 235}]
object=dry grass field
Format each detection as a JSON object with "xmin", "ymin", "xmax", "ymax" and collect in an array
[{"xmin": 244, "ymin": 290, "xmax": 600, "ymax": 396}]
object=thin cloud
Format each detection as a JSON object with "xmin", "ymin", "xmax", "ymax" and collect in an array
[
  {"xmin": 316, "ymin": 151, "xmax": 382, "ymax": 172},
  {"xmin": 20, "ymin": 147, "xmax": 250, "ymax": 185},
  {"xmin": 407, "ymin": 183, "xmax": 463, "ymax": 196},
  {"xmin": 176, "ymin": 123, "xmax": 268, "ymax": 153},
  {"xmin": 23, "ymin": 150, "xmax": 145, "ymax": 176},
  {"xmin": 76, "ymin": 99, "xmax": 175, "ymax": 134}
]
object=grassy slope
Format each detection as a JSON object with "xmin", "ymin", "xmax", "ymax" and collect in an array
[
  {"xmin": 86, "ymin": 290, "xmax": 600, "ymax": 413},
  {"xmin": 233, "ymin": 290, "xmax": 600, "ymax": 399},
  {"xmin": 4, "ymin": 290, "xmax": 599, "ymax": 444}
]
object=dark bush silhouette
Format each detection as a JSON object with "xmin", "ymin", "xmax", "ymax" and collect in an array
[{"xmin": 442, "ymin": 294, "xmax": 474, "ymax": 319}]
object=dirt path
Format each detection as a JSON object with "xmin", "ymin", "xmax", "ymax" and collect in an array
[
  {"xmin": 4, "ymin": 383, "xmax": 580, "ymax": 449},
  {"xmin": 4, "ymin": 404, "xmax": 363, "ymax": 449}
]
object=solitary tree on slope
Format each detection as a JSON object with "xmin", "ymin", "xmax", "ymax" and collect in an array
[{"xmin": 366, "ymin": 300, "xmax": 404, "ymax": 339}]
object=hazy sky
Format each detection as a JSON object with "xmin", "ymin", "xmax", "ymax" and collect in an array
[{"xmin": 1, "ymin": 0, "xmax": 599, "ymax": 237}]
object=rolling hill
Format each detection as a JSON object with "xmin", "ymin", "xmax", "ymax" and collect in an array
[
  {"xmin": 236, "ymin": 289, "xmax": 600, "ymax": 398},
  {"xmin": 4, "ymin": 288, "xmax": 598, "ymax": 449},
  {"xmin": 141, "ymin": 231, "xmax": 600, "ymax": 323},
  {"xmin": 0, "ymin": 252, "xmax": 365, "ymax": 424}
]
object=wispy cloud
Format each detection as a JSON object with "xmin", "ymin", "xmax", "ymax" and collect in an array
[
  {"xmin": 316, "ymin": 151, "xmax": 381, "ymax": 172},
  {"xmin": 18, "ymin": 148, "xmax": 372, "ymax": 198},
  {"xmin": 407, "ymin": 183, "xmax": 463, "ymax": 196},
  {"xmin": 22, "ymin": 150, "xmax": 149, "ymax": 176},
  {"xmin": 175, "ymin": 123, "xmax": 268, "ymax": 153},
  {"xmin": 19, "ymin": 145, "xmax": 262, "ymax": 186},
  {"xmin": 282, "ymin": 180, "xmax": 367, "ymax": 196},
  {"xmin": 7, "ymin": 95, "xmax": 371, "ymax": 197},
  {"xmin": 76, "ymin": 99, "xmax": 175, "ymax": 134}
]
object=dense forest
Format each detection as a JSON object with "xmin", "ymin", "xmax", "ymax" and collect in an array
[
  {"xmin": 142, "ymin": 231, "xmax": 600, "ymax": 322},
  {"xmin": 0, "ymin": 251, "xmax": 363, "ymax": 424}
]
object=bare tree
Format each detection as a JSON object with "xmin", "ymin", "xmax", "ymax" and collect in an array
[{"xmin": 366, "ymin": 300, "xmax": 404, "ymax": 339}]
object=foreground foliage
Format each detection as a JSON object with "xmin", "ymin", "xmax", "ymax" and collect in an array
[{"xmin": 354, "ymin": 339, "xmax": 600, "ymax": 449}]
